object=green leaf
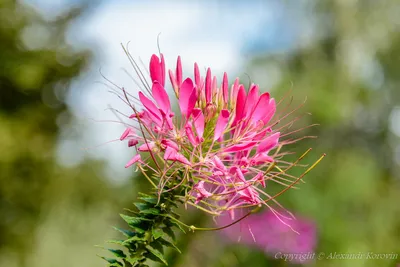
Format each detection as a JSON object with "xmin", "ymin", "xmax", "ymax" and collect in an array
[
  {"xmin": 108, "ymin": 248, "xmax": 126, "ymax": 259},
  {"xmin": 106, "ymin": 239, "xmax": 125, "ymax": 246},
  {"xmin": 162, "ymin": 227, "xmax": 176, "ymax": 241},
  {"xmin": 120, "ymin": 215, "xmax": 147, "ymax": 233},
  {"xmin": 125, "ymin": 256, "xmax": 144, "ymax": 265},
  {"xmin": 165, "ymin": 199, "xmax": 179, "ymax": 208},
  {"xmin": 140, "ymin": 208, "xmax": 161, "ymax": 215},
  {"xmin": 120, "ymin": 214, "xmax": 143, "ymax": 225},
  {"xmin": 139, "ymin": 196, "xmax": 158, "ymax": 204},
  {"xmin": 169, "ymin": 221, "xmax": 186, "ymax": 234},
  {"xmin": 170, "ymin": 211, "xmax": 181, "ymax": 219},
  {"xmin": 146, "ymin": 245, "xmax": 168, "ymax": 265},
  {"xmin": 152, "ymin": 227, "xmax": 164, "ymax": 239},
  {"xmin": 159, "ymin": 237, "xmax": 181, "ymax": 253},
  {"xmin": 151, "ymin": 240, "xmax": 164, "ymax": 254},
  {"xmin": 99, "ymin": 256, "xmax": 123, "ymax": 266},
  {"xmin": 134, "ymin": 202, "xmax": 152, "ymax": 211},
  {"xmin": 123, "ymin": 235, "xmax": 145, "ymax": 244},
  {"xmin": 112, "ymin": 226, "xmax": 135, "ymax": 237}
]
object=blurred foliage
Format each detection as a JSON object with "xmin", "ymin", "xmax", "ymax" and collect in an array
[{"xmin": 0, "ymin": 1, "xmax": 126, "ymax": 267}]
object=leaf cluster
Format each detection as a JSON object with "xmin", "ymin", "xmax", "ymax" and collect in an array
[{"xmin": 101, "ymin": 190, "xmax": 185, "ymax": 267}]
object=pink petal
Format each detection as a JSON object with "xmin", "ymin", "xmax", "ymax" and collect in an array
[
  {"xmin": 160, "ymin": 54, "xmax": 165, "ymax": 87},
  {"xmin": 174, "ymin": 153, "xmax": 191, "ymax": 166},
  {"xmin": 120, "ymin": 127, "xmax": 135, "ymax": 141},
  {"xmin": 185, "ymin": 123, "xmax": 197, "ymax": 146},
  {"xmin": 187, "ymin": 87, "xmax": 198, "ymax": 119},
  {"xmin": 194, "ymin": 62, "xmax": 202, "ymax": 89},
  {"xmin": 251, "ymin": 152, "xmax": 274, "ymax": 166},
  {"xmin": 235, "ymin": 168, "xmax": 247, "ymax": 182},
  {"xmin": 205, "ymin": 68, "xmax": 212, "ymax": 103},
  {"xmin": 262, "ymin": 98, "xmax": 276, "ymax": 125},
  {"xmin": 214, "ymin": 109, "xmax": 230, "ymax": 141},
  {"xmin": 138, "ymin": 92, "xmax": 162, "ymax": 124},
  {"xmin": 152, "ymin": 82, "xmax": 171, "ymax": 114},
  {"xmin": 149, "ymin": 54, "xmax": 165, "ymax": 86},
  {"xmin": 168, "ymin": 69, "xmax": 178, "ymax": 90},
  {"xmin": 212, "ymin": 76, "xmax": 217, "ymax": 100},
  {"xmin": 164, "ymin": 147, "xmax": 191, "ymax": 166},
  {"xmin": 179, "ymin": 78, "xmax": 196, "ymax": 118},
  {"xmin": 138, "ymin": 142, "xmax": 155, "ymax": 152},
  {"xmin": 128, "ymin": 139, "xmax": 138, "ymax": 147},
  {"xmin": 257, "ymin": 132, "xmax": 280, "ymax": 154},
  {"xmin": 252, "ymin": 172, "xmax": 265, "ymax": 187},
  {"xmin": 230, "ymin": 78, "xmax": 240, "ymax": 106},
  {"xmin": 243, "ymin": 84, "xmax": 259, "ymax": 118},
  {"xmin": 234, "ymin": 85, "xmax": 246, "ymax": 123},
  {"xmin": 224, "ymin": 141, "xmax": 257, "ymax": 153},
  {"xmin": 222, "ymin": 72, "xmax": 229, "ymax": 104},
  {"xmin": 161, "ymin": 139, "xmax": 179, "ymax": 151},
  {"xmin": 176, "ymin": 56, "xmax": 182, "ymax": 85},
  {"xmin": 192, "ymin": 108, "xmax": 204, "ymax": 138},
  {"xmin": 194, "ymin": 181, "xmax": 212, "ymax": 203},
  {"xmin": 164, "ymin": 146, "xmax": 176, "ymax": 160},
  {"xmin": 125, "ymin": 154, "xmax": 141, "ymax": 168},
  {"xmin": 213, "ymin": 156, "xmax": 227, "ymax": 172},
  {"xmin": 251, "ymin": 92, "xmax": 270, "ymax": 123},
  {"xmin": 237, "ymin": 186, "xmax": 259, "ymax": 204}
]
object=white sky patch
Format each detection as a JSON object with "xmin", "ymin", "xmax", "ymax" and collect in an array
[{"xmin": 55, "ymin": 1, "xmax": 266, "ymax": 182}]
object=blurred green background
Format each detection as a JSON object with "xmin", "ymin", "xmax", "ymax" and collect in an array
[{"xmin": 0, "ymin": 0, "xmax": 399, "ymax": 266}]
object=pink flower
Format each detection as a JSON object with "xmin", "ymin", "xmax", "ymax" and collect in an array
[
  {"xmin": 114, "ymin": 50, "xmax": 321, "ymax": 225},
  {"xmin": 218, "ymin": 210, "xmax": 317, "ymax": 264}
]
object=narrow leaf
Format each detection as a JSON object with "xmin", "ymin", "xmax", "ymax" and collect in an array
[
  {"xmin": 152, "ymin": 228, "xmax": 164, "ymax": 239},
  {"xmin": 120, "ymin": 214, "xmax": 143, "ymax": 225},
  {"xmin": 140, "ymin": 208, "xmax": 161, "ymax": 215},
  {"xmin": 139, "ymin": 196, "xmax": 158, "ymax": 204},
  {"xmin": 159, "ymin": 238, "xmax": 181, "ymax": 253},
  {"xmin": 134, "ymin": 202, "xmax": 152, "ymax": 211},
  {"xmin": 99, "ymin": 256, "xmax": 123, "ymax": 267},
  {"xmin": 169, "ymin": 221, "xmax": 186, "ymax": 234},
  {"xmin": 162, "ymin": 227, "xmax": 176, "ymax": 241},
  {"xmin": 146, "ymin": 245, "xmax": 168, "ymax": 265},
  {"xmin": 108, "ymin": 249, "xmax": 126, "ymax": 259},
  {"xmin": 112, "ymin": 226, "xmax": 135, "ymax": 237}
]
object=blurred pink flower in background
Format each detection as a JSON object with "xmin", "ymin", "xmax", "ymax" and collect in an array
[{"xmin": 218, "ymin": 210, "xmax": 317, "ymax": 264}]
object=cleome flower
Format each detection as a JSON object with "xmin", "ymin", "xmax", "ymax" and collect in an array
[{"xmin": 115, "ymin": 49, "xmax": 324, "ymax": 225}]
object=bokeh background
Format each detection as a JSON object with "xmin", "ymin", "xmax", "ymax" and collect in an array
[{"xmin": 1, "ymin": 0, "xmax": 400, "ymax": 266}]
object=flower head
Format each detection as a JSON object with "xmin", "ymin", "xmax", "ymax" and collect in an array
[{"xmin": 114, "ymin": 48, "xmax": 324, "ymax": 225}]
